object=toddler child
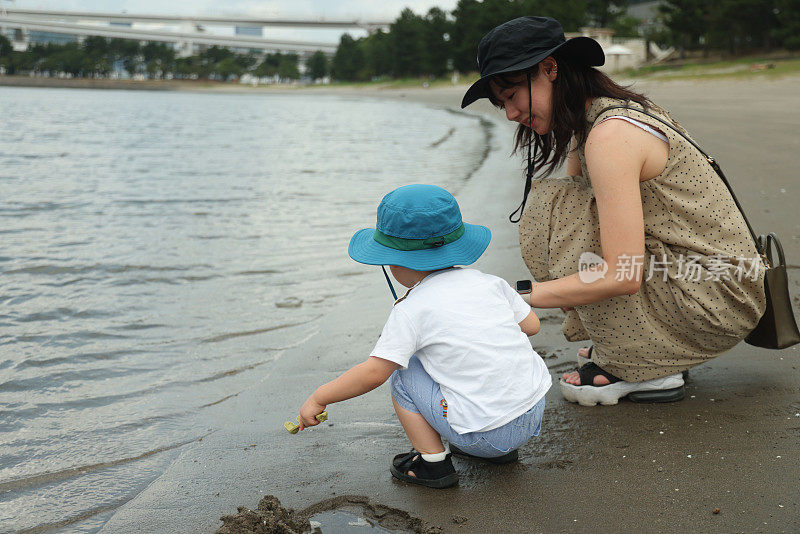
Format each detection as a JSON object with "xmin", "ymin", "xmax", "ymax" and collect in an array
[{"xmin": 298, "ymin": 184, "xmax": 551, "ymax": 488}]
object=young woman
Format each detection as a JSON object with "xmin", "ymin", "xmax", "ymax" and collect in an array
[{"xmin": 461, "ymin": 16, "xmax": 766, "ymax": 406}]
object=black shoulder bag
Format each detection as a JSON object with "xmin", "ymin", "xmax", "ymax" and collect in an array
[{"xmin": 598, "ymin": 105, "xmax": 800, "ymax": 349}]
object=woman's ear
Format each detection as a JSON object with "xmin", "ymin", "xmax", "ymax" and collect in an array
[{"xmin": 541, "ymin": 56, "xmax": 558, "ymax": 81}]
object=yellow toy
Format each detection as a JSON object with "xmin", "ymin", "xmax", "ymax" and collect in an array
[{"xmin": 284, "ymin": 411, "xmax": 328, "ymax": 434}]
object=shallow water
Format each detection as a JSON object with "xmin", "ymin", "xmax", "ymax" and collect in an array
[
  {"xmin": 0, "ymin": 86, "xmax": 490, "ymax": 532},
  {"xmin": 310, "ymin": 510, "xmax": 397, "ymax": 533}
]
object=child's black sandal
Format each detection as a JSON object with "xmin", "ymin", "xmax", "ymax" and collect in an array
[{"xmin": 390, "ymin": 450, "xmax": 459, "ymax": 489}]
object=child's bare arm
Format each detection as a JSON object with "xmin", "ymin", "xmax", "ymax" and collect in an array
[
  {"xmin": 518, "ymin": 310, "xmax": 540, "ymax": 336},
  {"xmin": 299, "ymin": 356, "xmax": 400, "ymax": 429}
]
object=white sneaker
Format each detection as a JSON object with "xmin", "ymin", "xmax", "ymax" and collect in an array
[{"xmin": 560, "ymin": 373, "xmax": 685, "ymax": 406}]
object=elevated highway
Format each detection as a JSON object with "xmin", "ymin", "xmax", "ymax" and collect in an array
[
  {"xmin": 0, "ymin": 7, "xmax": 391, "ymax": 31},
  {"xmin": 0, "ymin": 15, "xmax": 339, "ymax": 53},
  {"xmin": 0, "ymin": 8, "xmax": 391, "ymax": 54}
]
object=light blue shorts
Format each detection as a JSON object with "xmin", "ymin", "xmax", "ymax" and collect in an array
[{"xmin": 389, "ymin": 355, "xmax": 545, "ymax": 459}]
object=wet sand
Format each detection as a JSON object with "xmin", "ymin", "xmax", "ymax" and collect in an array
[{"xmin": 99, "ymin": 77, "xmax": 799, "ymax": 533}]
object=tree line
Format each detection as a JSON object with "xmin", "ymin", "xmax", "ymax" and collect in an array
[
  {"xmin": 331, "ymin": 0, "xmax": 800, "ymax": 81},
  {"xmin": 658, "ymin": 0, "xmax": 800, "ymax": 55},
  {"xmin": 0, "ymin": 34, "xmax": 326, "ymax": 81},
  {"xmin": 2, "ymin": 0, "xmax": 798, "ymax": 83}
]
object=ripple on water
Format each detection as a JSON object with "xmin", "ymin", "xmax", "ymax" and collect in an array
[
  {"xmin": 0, "ymin": 87, "xmax": 490, "ymax": 530},
  {"xmin": 0, "ymin": 443, "xmax": 186, "ymax": 533}
]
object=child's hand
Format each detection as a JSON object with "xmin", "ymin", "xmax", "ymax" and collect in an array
[{"xmin": 299, "ymin": 395, "xmax": 326, "ymax": 430}]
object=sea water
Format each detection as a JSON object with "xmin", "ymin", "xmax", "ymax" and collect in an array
[{"xmin": 0, "ymin": 86, "xmax": 490, "ymax": 532}]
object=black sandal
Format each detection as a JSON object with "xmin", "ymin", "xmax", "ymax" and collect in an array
[
  {"xmin": 449, "ymin": 444, "xmax": 518, "ymax": 464},
  {"xmin": 577, "ymin": 347, "xmax": 690, "ymax": 383},
  {"xmin": 390, "ymin": 450, "xmax": 459, "ymax": 488},
  {"xmin": 577, "ymin": 362, "xmax": 621, "ymax": 385}
]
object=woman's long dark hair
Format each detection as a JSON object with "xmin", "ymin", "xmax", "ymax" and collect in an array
[{"xmin": 489, "ymin": 51, "xmax": 650, "ymax": 222}]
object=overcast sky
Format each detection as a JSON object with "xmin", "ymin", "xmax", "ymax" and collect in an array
[
  {"xmin": 8, "ymin": 1, "xmax": 459, "ymax": 43},
  {"xmin": 9, "ymin": 1, "xmax": 458, "ymax": 20}
]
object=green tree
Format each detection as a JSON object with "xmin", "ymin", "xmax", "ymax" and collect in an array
[
  {"xmin": 662, "ymin": 0, "xmax": 779, "ymax": 54},
  {"xmin": 82, "ymin": 36, "xmax": 108, "ymax": 56},
  {"xmin": 236, "ymin": 52, "xmax": 258, "ymax": 71},
  {"xmin": 306, "ymin": 50, "xmax": 328, "ymax": 79},
  {"xmin": 0, "ymin": 34, "xmax": 12, "ymax": 73},
  {"xmin": 4, "ymin": 51, "xmax": 34, "ymax": 75},
  {"xmin": 585, "ymin": 0, "xmax": 629, "ymax": 28},
  {"xmin": 42, "ymin": 43, "xmax": 85, "ymax": 76},
  {"xmin": 714, "ymin": 0, "xmax": 777, "ymax": 53},
  {"xmin": 659, "ymin": 0, "xmax": 711, "ymax": 54},
  {"xmin": 610, "ymin": 14, "xmax": 642, "ymax": 37},
  {"xmin": 332, "ymin": 33, "xmax": 363, "ymax": 80},
  {"xmin": 254, "ymin": 52, "xmax": 281, "ymax": 77},
  {"xmin": 773, "ymin": 0, "xmax": 800, "ymax": 50},
  {"xmin": 142, "ymin": 42, "xmax": 175, "ymax": 78},
  {"xmin": 389, "ymin": 8, "xmax": 427, "ymax": 77},
  {"xmin": 277, "ymin": 53, "xmax": 300, "ymax": 79},
  {"xmin": 81, "ymin": 35, "xmax": 110, "ymax": 76},
  {"xmin": 0, "ymin": 35, "xmax": 35, "ymax": 75},
  {"xmin": 524, "ymin": 0, "xmax": 589, "ymax": 32},
  {"xmin": 421, "ymin": 7, "xmax": 452, "ymax": 77},
  {"xmin": 108, "ymin": 38, "xmax": 141, "ymax": 76},
  {"xmin": 201, "ymin": 46, "xmax": 234, "ymax": 65},
  {"xmin": 215, "ymin": 56, "xmax": 244, "ymax": 79},
  {"xmin": 361, "ymin": 30, "xmax": 392, "ymax": 78},
  {"xmin": 175, "ymin": 55, "xmax": 202, "ymax": 78},
  {"xmin": 0, "ymin": 34, "xmax": 11, "ymax": 57}
]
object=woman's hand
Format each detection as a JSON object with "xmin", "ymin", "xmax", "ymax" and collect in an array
[{"xmin": 299, "ymin": 394, "xmax": 326, "ymax": 430}]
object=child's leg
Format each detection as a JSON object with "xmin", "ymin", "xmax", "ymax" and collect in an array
[
  {"xmin": 389, "ymin": 356, "xmax": 460, "ymax": 455},
  {"xmin": 388, "ymin": 358, "xmax": 458, "ymax": 486},
  {"xmin": 392, "ymin": 397, "xmax": 444, "ymax": 454}
]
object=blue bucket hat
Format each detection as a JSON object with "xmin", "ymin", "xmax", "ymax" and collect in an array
[{"xmin": 348, "ymin": 184, "xmax": 491, "ymax": 271}]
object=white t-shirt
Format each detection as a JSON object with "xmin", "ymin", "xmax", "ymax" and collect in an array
[{"xmin": 371, "ymin": 268, "xmax": 551, "ymax": 434}]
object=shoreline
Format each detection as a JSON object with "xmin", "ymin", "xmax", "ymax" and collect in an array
[
  {"xmin": 91, "ymin": 78, "xmax": 800, "ymax": 533},
  {"xmin": 3, "ymin": 65, "xmax": 800, "ymax": 95},
  {"xmin": 0, "ymin": 74, "xmax": 464, "ymax": 93}
]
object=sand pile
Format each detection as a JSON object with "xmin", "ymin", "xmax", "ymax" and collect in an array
[
  {"xmin": 216, "ymin": 495, "xmax": 310, "ymax": 534},
  {"xmin": 216, "ymin": 494, "xmax": 442, "ymax": 534}
]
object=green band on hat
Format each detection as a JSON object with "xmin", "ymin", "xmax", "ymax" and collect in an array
[{"xmin": 373, "ymin": 224, "xmax": 465, "ymax": 251}]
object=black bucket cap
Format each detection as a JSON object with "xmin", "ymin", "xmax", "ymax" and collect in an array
[{"xmin": 461, "ymin": 16, "xmax": 605, "ymax": 108}]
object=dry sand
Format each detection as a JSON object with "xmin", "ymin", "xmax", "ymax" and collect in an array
[{"xmin": 97, "ymin": 76, "xmax": 799, "ymax": 533}]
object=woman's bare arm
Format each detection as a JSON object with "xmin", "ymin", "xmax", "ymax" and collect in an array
[{"xmin": 528, "ymin": 120, "xmax": 650, "ymax": 309}]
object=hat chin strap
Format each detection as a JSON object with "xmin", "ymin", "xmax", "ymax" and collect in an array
[
  {"xmin": 509, "ymin": 71, "xmax": 536, "ymax": 224},
  {"xmin": 381, "ymin": 265, "xmax": 398, "ymax": 300}
]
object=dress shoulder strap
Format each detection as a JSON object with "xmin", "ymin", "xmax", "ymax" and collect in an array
[{"xmin": 597, "ymin": 104, "xmax": 760, "ymax": 252}]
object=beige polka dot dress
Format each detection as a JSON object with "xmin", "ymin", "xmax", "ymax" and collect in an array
[{"xmin": 518, "ymin": 97, "xmax": 767, "ymax": 382}]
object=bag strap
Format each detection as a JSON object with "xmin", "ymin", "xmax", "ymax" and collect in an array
[
  {"xmin": 763, "ymin": 232, "xmax": 785, "ymax": 268},
  {"xmin": 596, "ymin": 104, "xmax": 762, "ymax": 254}
]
